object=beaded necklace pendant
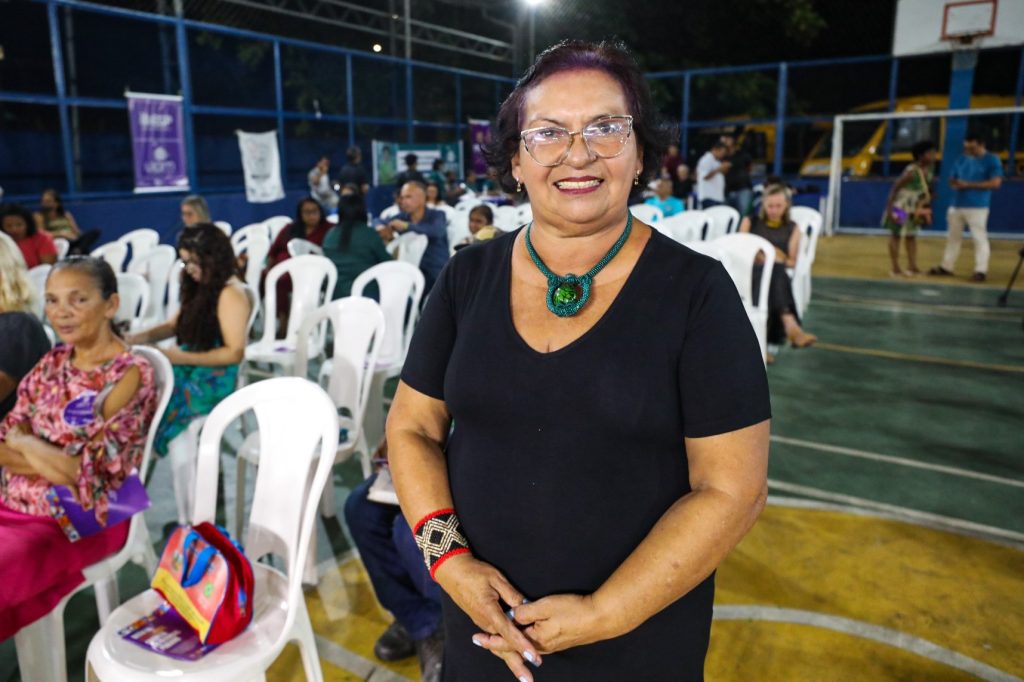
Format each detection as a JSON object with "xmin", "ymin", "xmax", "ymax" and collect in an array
[{"xmin": 525, "ymin": 214, "xmax": 633, "ymax": 318}]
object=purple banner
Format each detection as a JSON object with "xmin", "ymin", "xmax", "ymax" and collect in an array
[
  {"xmin": 128, "ymin": 93, "xmax": 190, "ymax": 193},
  {"xmin": 469, "ymin": 119, "xmax": 491, "ymax": 176}
]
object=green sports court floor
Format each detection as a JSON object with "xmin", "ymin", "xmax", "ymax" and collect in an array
[{"xmin": 2, "ymin": 234, "xmax": 1022, "ymax": 681}]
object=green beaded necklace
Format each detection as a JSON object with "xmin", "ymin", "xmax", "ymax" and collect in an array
[{"xmin": 524, "ymin": 213, "xmax": 633, "ymax": 318}]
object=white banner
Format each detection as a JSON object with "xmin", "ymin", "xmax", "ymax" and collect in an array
[{"xmin": 236, "ymin": 130, "xmax": 284, "ymax": 203}]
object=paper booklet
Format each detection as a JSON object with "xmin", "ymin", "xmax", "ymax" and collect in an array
[
  {"xmin": 118, "ymin": 602, "xmax": 219, "ymax": 661},
  {"xmin": 367, "ymin": 467, "xmax": 400, "ymax": 506}
]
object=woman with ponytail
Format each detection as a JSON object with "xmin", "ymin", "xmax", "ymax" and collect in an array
[{"xmin": 322, "ymin": 192, "xmax": 392, "ymax": 298}]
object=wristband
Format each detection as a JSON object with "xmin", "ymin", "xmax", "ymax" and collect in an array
[{"xmin": 413, "ymin": 508, "xmax": 470, "ymax": 580}]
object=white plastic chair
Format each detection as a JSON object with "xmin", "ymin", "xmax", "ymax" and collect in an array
[
  {"xmin": 287, "ymin": 238, "xmax": 324, "ymax": 258},
  {"xmin": 704, "ymin": 205, "xmax": 741, "ymax": 239},
  {"xmin": 447, "ymin": 211, "xmax": 472, "ymax": 253},
  {"xmin": 127, "ymin": 244, "xmax": 176, "ymax": 323},
  {"xmin": 242, "ymin": 255, "xmax": 337, "ymax": 381},
  {"xmin": 118, "ymin": 229, "xmax": 160, "ymax": 269},
  {"xmin": 379, "ymin": 204, "xmax": 401, "ymax": 221},
  {"xmin": 231, "ymin": 224, "xmax": 271, "ymax": 289},
  {"xmin": 164, "ymin": 260, "xmax": 185, "ymax": 320},
  {"xmin": 659, "ymin": 212, "xmax": 705, "ymax": 245},
  {"xmin": 787, "ymin": 206, "xmax": 823, "ymax": 317},
  {"xmin": 350, "ymin": 261, "xmax": 425, "ymax": 450},
  {"xmin": 659, "ymin": 211, "xmax": 708, "ymax": 245},
  {"xmin": 515, "ymin": 202, "xmax": 533, "ymax": 226},
  {"xmin": 629, "ymin": 203, "xmax": 663, "ymax": 225},
  {"xmin": 91, "ymin": 241, "xmax": 129, "ymax": 273},
  {"xmin": 85, "ymin": 377, "xmax": 339, "ymax": 682},
  {"xmin": 236, "ymin": 297, "xmax": 385, "ymax": 538},
  {"xmin": 710, "ymin": 233, "xmax": 775, "ymax": 363},
  {"xmin": 27, "ymin": 264, "xmax": 52, "ymax": 320},
  {"xmin": 386, "ymin": 232, "xmax": 428, "ymax": 269},
  {"xmin": 493, "ymin": 205, "xmax": 520, "ymax": 231},
  {"xmin": 115, "ymin": 273, "xmax": 150, "ymax": 329},
  {"xmin": 213, "ymin": 220, "xmax": 232, "ymax": 236},
  {"xmin": 263, "ymin": 215, "xmax": 292, "ymax": 244},
  {"xmin": 454, "ymin": 198, "xmax": 483, "ymax": 213},
  {"xmin": 53, "ymin": 237, "xmax": 70, "ymax": 260},
  {"xmin": 14, "ymin": 347, "xmax": 173, "ymax": 682}
]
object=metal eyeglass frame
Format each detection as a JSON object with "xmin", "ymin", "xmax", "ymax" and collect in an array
[{"xmin": 519, "ymin": 115, "xmax": 634, "ymax": 167}]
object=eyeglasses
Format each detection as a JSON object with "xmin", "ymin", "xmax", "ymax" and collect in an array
[{"xmin": 520, "ymin": 115, "xmax": 634, "ymax": 167}]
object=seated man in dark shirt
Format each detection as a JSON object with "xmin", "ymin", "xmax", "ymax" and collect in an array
[{"xmin": 376, "ymin": 181, "xmax": 449, "ymax": 292}]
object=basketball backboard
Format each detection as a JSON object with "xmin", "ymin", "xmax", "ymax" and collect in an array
[{"xmin": 893, "ymin": 0, "xmax": 1024, "ymax": 56}]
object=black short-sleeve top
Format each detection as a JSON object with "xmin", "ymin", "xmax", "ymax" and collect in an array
[{"xmin": 401, "ymin": 227, "xmax": 770, "ymax": 680}]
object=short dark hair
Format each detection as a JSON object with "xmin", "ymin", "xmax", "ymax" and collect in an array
[
  {"xmin": 712, "ymin": 140, "xmax": 728, "ymax": 151},
  {"xmin": 964, "ymin": 131, "xmax": 987, "ymax": 146},
  {"xmin": 469, "ymin": 204, "xmax": 494, "ymax": 224},
  {"xmin": 484, "ymin": 39, "xmax": 672, "ymax": 193},
  {"xmin": 404, "ymin": 153, "xmax": 418, "ymax": 166},
  {"xmin": 911, "ymin": 140, "xmax": 937, "ymax": 161},
  {"xmin": 346, "ymin": 146, "xmax": 361, "ymax": 162},
  {"xmin": 2, "ymin": 204, "xmax": 37, "ymax": 237},
  {"xmin": 401, "ymin": 180, "xmax": 427, "ymax": 194}
]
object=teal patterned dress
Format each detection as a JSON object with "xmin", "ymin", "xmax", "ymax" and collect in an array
[{"xmin": 153, "ymin": 344, "xmax": 238, "ymax": 456}]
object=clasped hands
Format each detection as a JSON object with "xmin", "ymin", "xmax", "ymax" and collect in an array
[{"xmin": 436, "ymin": 554, "xmax": 619, "ymax": 682}]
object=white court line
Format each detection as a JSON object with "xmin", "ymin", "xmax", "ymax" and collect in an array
[
  {"xmin": 767, "ymin": 479, "xmax": 1024, "ymax": 545},
  {"xmin": 813, "ymin": 297, "xmax": 1020, "ymax": 321},
  {"xmin": 713, "ymin": 605, "xmax": 1022, "ymax": 682},
  {"xmin": 315, "ymin": 634, "xmax": 414, "ymax": 682},
  {"xmin": 770, "ymin": 435, "xmax": 1024, "ymax": 490},
  {"xmin": 766, "ymin": 495, "xmax": 1024, "ymax": 551}
]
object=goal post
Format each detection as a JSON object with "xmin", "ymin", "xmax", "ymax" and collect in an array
[{"xmin": 823, "ymin": 105, "xmax": 1024, "ymax": 236}]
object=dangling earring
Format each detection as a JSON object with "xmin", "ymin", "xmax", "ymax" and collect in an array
[
  {"xmin": 516, "ymin": 179, "xmax": 522, "ymax": 193},
  {"xmin": 634, "ymin": 170, "xmax": 640, "ymax": 186}
]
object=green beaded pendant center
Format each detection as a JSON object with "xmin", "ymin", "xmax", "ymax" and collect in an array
[{"xmin": 553, "ymin": 282, "xmax": 579, "ymax": 305}]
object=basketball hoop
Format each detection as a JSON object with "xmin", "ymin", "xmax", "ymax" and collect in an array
[{"xmin": 941, "ymin": 0, "xmax": 997, "ymax": 51}]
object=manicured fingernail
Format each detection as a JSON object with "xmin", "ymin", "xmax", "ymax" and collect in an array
[
  {"xmin": 519, "ymin": 677, "xmax": 529, "ymax": 682},
  {"xmin": 506, "ymin": 608, "xmax": 515, "ymax": 619},
  {"xmin": 472, "ymin": 637, "xmax": 483, "ymax": 647},
  {"xmin": 523, "ymin": 651, "xmax": 535, "ymax": 663}
]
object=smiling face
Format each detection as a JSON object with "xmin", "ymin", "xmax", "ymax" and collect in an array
[
  {"xmin": 44, "ymin": 267, "xmax": 118, "ymax": 345},
  {"xmin": 512, "ymin": 69, "xmax": 642, "ymax": 231}
]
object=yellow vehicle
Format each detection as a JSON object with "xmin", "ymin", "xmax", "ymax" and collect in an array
[{"xmin": 798, "ymin": 95, "xmax": 1020, "ymax": 177}]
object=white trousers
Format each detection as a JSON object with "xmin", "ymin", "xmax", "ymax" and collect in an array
[{"xmin": 941, "ymin": 207, "xmax": 990, "ymax": 274}]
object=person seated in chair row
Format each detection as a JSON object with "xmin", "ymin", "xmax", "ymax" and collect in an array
[
  {"xmin": 0, "ymin": 256, "xmax": 157, "ymax": 640},
  {"xmin": 34, "ymin": 189, "xmax": 102, "ymax": 256},
  {"xmin": 645, "ymin": 178, "xmax": 685, "ymax": 218},
  {"xmin": 2, "ymin": 204, "xmax": 57, "ymax": 269},
  {"xmin": 323, "ymin": 193, "xmax": 393, "ymax": 298},
  {"xmin": 739, "ymin": 184, "xmax": 816, "ymax": 363},
  {"xmin": 127, "ymin": 225, "xmax": 250, "ymax": 522},
  {"xmin": 376, "ymin": 181, "xmax": 449, "ymax": 293},
  {"xmin": 0, "ymin": 238, "xmax": 51, "ymax": 421}
]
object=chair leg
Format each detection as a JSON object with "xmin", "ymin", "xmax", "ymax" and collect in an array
[
  {"xmin": 319, "ymin": 469, "xmax": 336, "ymax": 518},
  {"xmin": 167, "ymin": 431, "xmax": 197, "ymax": 525},
  {"xmin": 292, "ymin": 601, "xmax": 324, "ymax": 682},
  {"xmin": 93, "ymin": 576, "xmax": 120, "ymax": 626},
  {"xmin": 235, "ymin": 457, "xmax": 248, "ymax": 540},
  {"xmin": 14, "ymin": 606, "xmax": 68, "ymax": 682}
]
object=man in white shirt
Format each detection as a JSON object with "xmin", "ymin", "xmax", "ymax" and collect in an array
[
  {"xmin": 696, "ymin": 141, "xmax": 731, "ymax": 209},
  {"xmin": 308, "ymin": 154, "xmax": 339, "ymax": 210}
]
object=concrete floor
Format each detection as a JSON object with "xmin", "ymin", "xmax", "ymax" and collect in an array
[{"xmin": 2, "ymin": 234, "xmax": 1022, "ymax": 681}]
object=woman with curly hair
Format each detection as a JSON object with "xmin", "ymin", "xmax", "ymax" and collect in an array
[{"xmin": 127, "ymin": 224, "xmax": 250, "ymax": 519}]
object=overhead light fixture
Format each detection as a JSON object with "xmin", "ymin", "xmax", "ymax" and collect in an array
[{"xmin": 372, "ymin": 43, "xmax": 383, "ymax": 53}]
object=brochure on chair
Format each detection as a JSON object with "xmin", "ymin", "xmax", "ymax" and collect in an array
[
  {"xmin": 118, "ymin": 602, "xmax": 220, "ymax": 661},
  {"xmin": 45, "ymin": 471, "xmax": 151, "ymax": 542}
]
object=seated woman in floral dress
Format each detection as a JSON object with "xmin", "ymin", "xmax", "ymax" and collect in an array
[{"xmin": 0, "ymin": 256, "xmax": 157, "ymax": 640}]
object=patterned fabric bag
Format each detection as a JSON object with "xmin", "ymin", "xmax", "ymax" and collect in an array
[{"xmin": 151, "ymin": 522, "xmax": 254, "ymax": 644}]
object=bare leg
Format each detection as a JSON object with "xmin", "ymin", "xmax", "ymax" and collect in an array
[
  {"xmin": 905, "ymin": 236, "xmax": 919, "ymax": 274},
  {"xmin": 782, "ymin": 312, "xmax": 817, "ymax": 348},
  {"xmin": 888, "ymin": 235, "xmax": 903, "ymax": 275}
]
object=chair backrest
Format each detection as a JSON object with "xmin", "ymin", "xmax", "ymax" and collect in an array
[
  {"xmin": 684, "ymin": 239, "xmax": 724, "ymax": 261},
  {"xmin": 446, "ymin": 211, "xmax": 471, "ymax": 253},
  {"xmin": 629, "ymin": 203, "xmax": 663, "ymax": 225},
  {"xmin": 118, "ymin": 229, "xmax": 160, "ymax": 267},
  {"xmin": 213, "ymin": 220, "xmax": 232, "ymax": 236},
  {"xmin": 115, "ymin": 272, "xmax": 150, "ymax": 325},
  {"xmin": 326, "ymin": 214, "xmax": 339, "ymax": 224},
  {"xmin": 91, "ymin": 241, "xmax": 129, "ymax": 272},
  {"xmin": 515, "ymin": 202, "xmax": 533, "ymax": 226},
  {"xmin": 260, "ymin": 254, "xmax": 338, "ymax": 346},
  {"xmin": 287, "ymin": 238, "xmax": 324, "ymax": 258},
  {"xmin": 240, "ymin": 282, "xmax": 259, "ymax": 339},
  {"xmin": 351, "ymin": 261, "xmax": 425, "ymax": 368},
  {"xmin": 379, "ymin": 204, "xmax": 401, "ymax": 221},
  {"xmin": 493, "ymin": 205, "xmax": 520, "ymax": 231},
  {"xmin": 659, "ymin": 212, "xmax": 705, "ymax": 245},
  {"xmin": 231, "ymin": 224, "xmax": 272, "ymax": 287},
  {"xmin": 433, "ymin": 203, "xmax": 456, "ymax": 225},
  {"xmin": 391, "ymin": 232, "xmax": 428, "ymax": 268},
  {"xmin": 788, "ymin": 206, "xmax": 823, "ymax": 266},
  {"xmin": 27, "ymin": 265, "xmax": 51, "ymax": 320},
  {"xmin": 704, "ymin": 205, "xmax": 741, "ymax": 238},
  {"xmin": 454, "ymin": 198, "xmax": 484, "ymax": 213},
  {"xmin": 713, "ymin": 233, "xmax": 774, "ymax": 314},
  {"xmin": 295, "ymin": 297, "xmax": 386, "ymax": 437},
  {"xmin": 194, "ymin": 377, "xmax": 338, "ymax": 632},
  {"xmin": 263, "ymin": 216, "xmax": 292, "ymax": 243},
  {"xmin": 130, "ymin": 346, "xmax": 175, "ymax": 483},
  {"xmin": 53, "ymin": 237, "xmax": 70, "ymax": 260},
  {"xmin": 127, "ymin": 244, "xmax": 177, "ymax": 319},
  {"xmin": 165, "ymin": 260, "xmax": 185, "ymax": 319}
]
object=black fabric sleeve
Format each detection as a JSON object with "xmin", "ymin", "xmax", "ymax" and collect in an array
[
  {"xmin": 679, "ymin": 262, "xmax": 772, "ymax": 438},
  {"xmin": 0, "ymin": 313, "xmax": 49, "ymax": 382},
  {"xmin": 400, "ymin": 259, "xmax": 457, "ymax": 401}
]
